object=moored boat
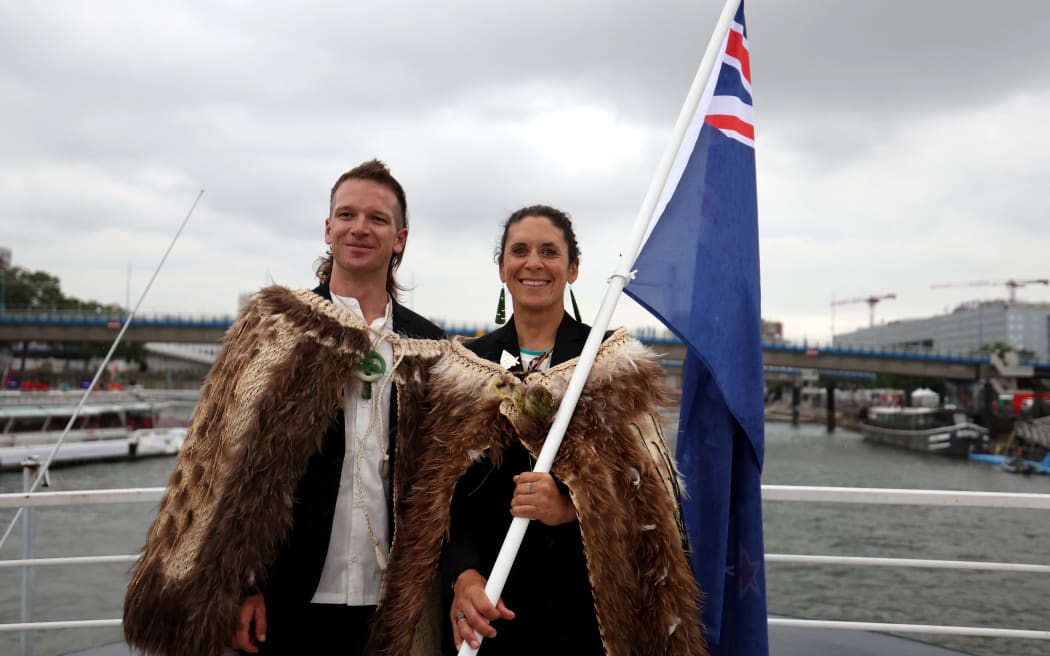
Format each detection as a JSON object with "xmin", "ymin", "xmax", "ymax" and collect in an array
[
  {"xmin": 0, "ymin": 392, "xmax": 195, "ymax": 470},
  {"xmin": 859, "ymin": 406, "xmax": 989, "ymax": 457}
]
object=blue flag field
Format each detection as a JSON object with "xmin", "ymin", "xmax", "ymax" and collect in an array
[{"xmin": 624, "ymin": 1, "xmax": 768, "ymax": 654}]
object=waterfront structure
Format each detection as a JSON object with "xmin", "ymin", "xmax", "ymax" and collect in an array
[
  {"xmin": 0, "ymin": 245, "xmax": 10, "ymax": 314},
  {"xmin": 834, "ymin": 300, "xmax": 1050, "ymax": 362}
]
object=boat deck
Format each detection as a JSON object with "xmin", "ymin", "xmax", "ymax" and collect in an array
[{"xmin": 769, "ymin": 623, "xmax": 971, "ymax": 655}]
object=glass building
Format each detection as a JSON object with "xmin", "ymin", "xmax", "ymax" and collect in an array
[{"xmin": 833, "ymin": 301, "xmax": 1050, "ymax": 363}]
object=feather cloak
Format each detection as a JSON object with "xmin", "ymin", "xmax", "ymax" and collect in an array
[
  {"xmin": 369, "ymin": 332, "xmax": 707, "ymax": 655},
  {"xmin": 123, "ymin": 285, "xmax": 705, "ymax": 655},
  {"xmin": 122, "ymin": 286, "xmax": 445, "ymax": 656}
]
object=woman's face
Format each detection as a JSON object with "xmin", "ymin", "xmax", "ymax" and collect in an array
[{"xmin": 499, "ymin": 215, "xmax": 579, "ymax": 317}]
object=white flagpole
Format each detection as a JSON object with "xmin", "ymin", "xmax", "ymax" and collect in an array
[{"xmin": 457, "ymin": 1, "xmax": 742, "ymax": 653}]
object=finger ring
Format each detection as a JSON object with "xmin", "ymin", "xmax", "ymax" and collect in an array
[
  {"xmin": 455, "ymin": 612, "xmax": 466, "ymax": 622},
  {"xmin": 527, "ymin": 482, "xmax": 533, "ymax": 494}
]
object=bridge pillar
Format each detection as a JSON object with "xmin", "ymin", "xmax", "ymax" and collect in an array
[
  {"xmin": 826, "ymin": 381, "xmax": 836, "ymax": 433},
  {"xmin": 982, "ymin": 381, "xmax": 995, "ymax": 433},
  {"xmin": 791, "ymin": 385, "xmax": 800, "ymax": 427}
]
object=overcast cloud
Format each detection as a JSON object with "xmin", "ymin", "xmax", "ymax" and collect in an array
[{"xmin": 2, "ymin": 0, "xmax": 1049, "ymax": 342}]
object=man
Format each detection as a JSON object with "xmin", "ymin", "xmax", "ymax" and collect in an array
[
  {"xmin": 232, "ymin": 159, "xmax": 445, "ymax": 654},
  {"xmin": 122, "ymin": 160, "xmax": 445, "ymax": 656}
]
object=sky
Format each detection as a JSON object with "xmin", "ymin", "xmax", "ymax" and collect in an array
[{"xmin": 2, "ymin": 0, "xmax": 1049, "ymax": 343}]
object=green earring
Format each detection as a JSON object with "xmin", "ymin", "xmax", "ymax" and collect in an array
[
  {"xmin": 569, "ymin": 285, "xmax": 582, "ymax": 323},
  {"xmin": 495, "ymin": 286, "xmax": 506, "ymax": 324}
]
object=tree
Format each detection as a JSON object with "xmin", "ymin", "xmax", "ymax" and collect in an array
[
  {"xmin": 975, "ymin": 341, "xmax": 1015, "ymax": 359},
  {"xmin": 1, "ymin": 265, "xmax": 121, "ymax": 312},
  {"xmin": 3, "ymin": 266, "xmax": 65, "ymax": 310}
]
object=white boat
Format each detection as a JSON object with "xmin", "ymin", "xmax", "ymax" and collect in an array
[
  {"xmin": 859, "ymin": 406, "xmax": 990, "ymax": 458},
  {"xmin": 0, "ymin": 392, "xmax": 195, "ymax": 471}
]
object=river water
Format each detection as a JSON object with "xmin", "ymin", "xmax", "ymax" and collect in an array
[{"xmin": 1, "ymin": 420, "xmax": 1048, "ymax": 656}]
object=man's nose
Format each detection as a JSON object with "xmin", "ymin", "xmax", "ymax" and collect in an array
[{"xmin": 348, "ymin": 215, "xmax": 368, "ymax": 233}]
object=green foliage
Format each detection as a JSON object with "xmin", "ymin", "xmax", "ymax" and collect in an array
[
  {"xmin": 3, "ymin": 266, "xmax": 63, "ymax": 309},
  {"xmin": 974, "ymin": 341, "xmax": 1015, "ymax": 359},
  {"xmin": 2, "ymin": 265, "xmax": 122, "ymax": 312}
]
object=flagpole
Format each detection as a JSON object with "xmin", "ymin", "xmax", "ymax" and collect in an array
[{"xmin": 457, "ymin": 1, "xmax": 742, "ymax": 654}]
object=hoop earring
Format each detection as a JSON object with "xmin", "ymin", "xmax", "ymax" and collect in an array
[
  {"xmin": 569, "ymin": 285, "xmax": 582, "ymax": 323},
  {"xmin": 495, "ymin": 286, "xmax": 507, "ymax": 324}
]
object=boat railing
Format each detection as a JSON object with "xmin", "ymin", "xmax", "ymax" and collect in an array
[{"xmin": 1, "ymin": 483, "xmax": 1049, "ymax": 651}]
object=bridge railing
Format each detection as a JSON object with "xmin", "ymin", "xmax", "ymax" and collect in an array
[
  {"xmin": 3, "ymin": 309, "xmax": 1049, "ymax": 368},
  {"xmin": 0, "ymin": 309, "xmax": 235, "ymax": 327}
]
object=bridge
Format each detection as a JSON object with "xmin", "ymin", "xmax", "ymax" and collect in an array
[{"xmin": 3, "ymin": 310, "xmax": 1049, "ymax": 382}]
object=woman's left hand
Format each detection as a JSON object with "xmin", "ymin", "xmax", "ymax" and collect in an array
[{"xmin": 511, "ymin": 473, "xmax": 577, "ymax": 526}]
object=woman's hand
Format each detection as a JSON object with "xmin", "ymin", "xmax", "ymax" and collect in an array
[
  {"xmin": 511, "ymin": 472, "xmax": 577, "ymax": 526},
  {"xmin": 450, "ymin": 569, "xmax": 515, "ymax": 650}
]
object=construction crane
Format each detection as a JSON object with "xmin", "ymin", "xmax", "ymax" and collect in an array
[
  {"xmin": 930, "ymin": 278, "xmax": 1049, "ymax": 303},
  {"xmin": 831, "ymin": 293, "xmax": 897, "ymax": 328}
]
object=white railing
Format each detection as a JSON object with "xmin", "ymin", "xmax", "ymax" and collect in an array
[{"xmin": 1, "ymin": 485, "xmax": 1049, "ymax": 644}]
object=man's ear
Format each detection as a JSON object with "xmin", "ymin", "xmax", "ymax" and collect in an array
[{"xmin": 393, "ymin": 227, "xmax": 408, "ymax": 254}]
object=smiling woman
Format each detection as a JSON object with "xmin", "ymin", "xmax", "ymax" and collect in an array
[
  {"xmin": 436, "ymin": 204, "xmax": 704, "ymax": 655},
  {"xmin": 497, "ymin": 209, "xmax": 580, "ymax": 333}
]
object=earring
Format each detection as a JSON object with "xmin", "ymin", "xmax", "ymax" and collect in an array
[
  {"xmin": 569, "ymin": 285, "xmax": 582, "ymax": 323},
  {"xmin": 495, "ymin": 286, "xmax": 507, "ymax": 324}
]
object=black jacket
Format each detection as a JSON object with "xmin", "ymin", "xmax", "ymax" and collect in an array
[
  {"xmin": 441, "ymin": 313, "xmax": 605, "ymax": 656},
  {"xmin": 262, "ymin": 284, "xmax": 444, "ymax": 638}
]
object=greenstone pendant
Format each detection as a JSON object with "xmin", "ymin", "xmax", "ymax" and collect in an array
[{"xmin": 356, "ymin": 350, "xmax": 386, "ymax": 400}]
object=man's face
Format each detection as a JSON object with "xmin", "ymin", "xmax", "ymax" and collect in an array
[{"xmin": 325, "ymin": 178, "xmax": 407, "ymax": 284}]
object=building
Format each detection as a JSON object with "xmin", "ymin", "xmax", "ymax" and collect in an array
[
  {"xmin": 834, "ymin": 301, "xmax": 1050, "ymax": 363},
  {"xmin": 762, "ymin": 319, "xmax": 784, "ymax": 344}
]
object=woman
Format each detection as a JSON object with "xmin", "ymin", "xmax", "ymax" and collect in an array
[{"xmin": 438, "ymin": 205, "xmax": 706, "ymax": 655}]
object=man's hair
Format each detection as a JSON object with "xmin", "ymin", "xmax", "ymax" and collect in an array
[{"xmin": 315, "ymin": 159, "xmax": 409, "ymax": 299}]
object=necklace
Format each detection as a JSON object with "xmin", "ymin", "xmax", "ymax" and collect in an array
[{"xmin": 355, "ymin": 350, "xmax": 386, "ymax": 399}]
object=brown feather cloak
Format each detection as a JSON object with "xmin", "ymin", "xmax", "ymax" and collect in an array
[
  {"xmin": 122, "ymin": 286, "xmax": 445, "ymax": 656},
  {"xmin": 368, "ymin": 333, "xmax": 707, "ymax": 655}
]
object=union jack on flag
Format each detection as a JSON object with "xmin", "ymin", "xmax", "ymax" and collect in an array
[{"xmin": 705, "ymin": 14, "xmax": 753, "ymax": 147}]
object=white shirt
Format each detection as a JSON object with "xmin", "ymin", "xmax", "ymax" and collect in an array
[{"xmin": 311, "ymin": 294, "xmax": 394, "ymax": 606}]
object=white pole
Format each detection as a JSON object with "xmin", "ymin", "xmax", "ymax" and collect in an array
[{"xmin": 457, "ymin": 1, "xmax": 741, "ymax": 652}]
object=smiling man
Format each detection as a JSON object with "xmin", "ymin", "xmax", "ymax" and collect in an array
[
  {"xmin": 123, "ymin": 160, "xmax": 448, "ymax": 656},
  {"xmin": 227, "ymin": 159, "xmax": 446, "ymax": 654}
]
